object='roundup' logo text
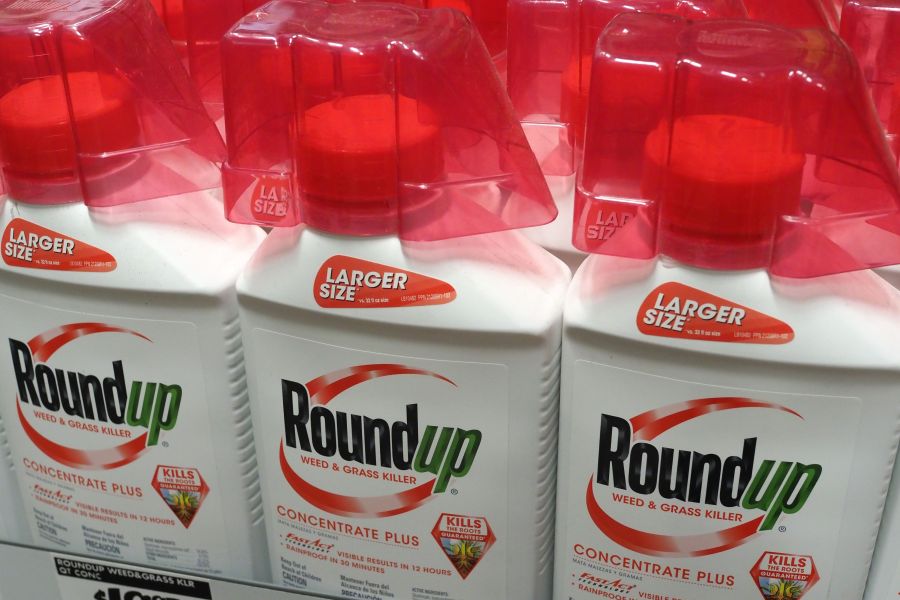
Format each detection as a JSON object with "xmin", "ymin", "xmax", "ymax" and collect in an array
[
  {"xmin": 8, "ymin": 323, "xmax": 182, "ymax": 470},
  {"xmin": 586, "ymin": 398, "xmax": 821, "ymax": 557},
  {"xmin": 279, "ymin": 364, "xmax": 481, "ymax": 518}
]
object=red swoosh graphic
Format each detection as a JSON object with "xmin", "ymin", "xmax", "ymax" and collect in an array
[
  {"xmin": 280, "ymin": 364, "xmax": 455, "ymax": 517},
  {"xmin": 280, "ymin": 443, "xmax": 436, "ymax": 519},
  {"xmin": 586, "ymin": 397, "xmax": 800, "ymax": 555},
  {"xmin": 305, "ymin": 364, "xmax": 456, "ymax": 406},
  {"xmin": 28, "ymin": 322, "xmax": 151, "ymax": 362},
  {"xmin": 630, "ymin": 397, "xmax": 802, "ymax": 442},
  {"xmin": 585, "ymin": 480, "xmax": 764, "ymax": 557},
  {"xmin": 17, "ymin": 322, "xmax": 152, "ymax": 470},
  {"xmin": 18, "ymin": 402, "xmax": 151, "ymax": 470}
]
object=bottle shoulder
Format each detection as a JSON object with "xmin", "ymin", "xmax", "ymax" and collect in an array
[
  {"xmin": 0, "ymin": 192, "xmax": 265, "ymax": 296},
  {"xmin": 238, "ymin": 227, "xmax": 571, "ymax": 336},
  {"xmin": 566, "ymin": 254, "xmax": 900, "ymax": 370}
]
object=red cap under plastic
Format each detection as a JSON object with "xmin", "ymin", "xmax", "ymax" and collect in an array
[
  {"xmin": 574, "ymin": 14, "xmax": 900, "ymax": 277},
  {"xmin": 744, "ymin": 0, "xmax": 840, "ymax": 29},
  {"xmin": 0, "ymin": 0, "xmax": 224, "ymax": 206},
  {"xmin": 221, "ymin": 0, "xmax": 553, "ymax": 239},
  {"xmin": 644, "ymin": 115, "xmax": 805, "ymax": 270},
  {"xmin": 0, "ymin": 73, "xmax": 139, "ymax": 180},
  {"xmin": 507, "ymin": 0, "xmax": 748, "ymax": 178},
  {"xmin": 841, "ymin": 0, "xmax": 900, "ymax": 161}
]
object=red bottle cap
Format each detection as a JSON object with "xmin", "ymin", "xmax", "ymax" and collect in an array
[
  {"xmin": 744, "ymin": 0, "xmax": 840, "ymax": 29},
  {"xmin": 0, "ymin": 73, "xmax": 138, "ymax": 179},
  {"xmin": 0, "ymin": 0, "xmax": 224, "ymax": 206},
  {"xmin": 574, "ymin": 14, "xmax": 900, "ymax": 277},
  {"xmin": 644, "ymin": 115, "xmax": 806, "ymax": 270},
  {"xmin": 507, "ymin": 0, "xmax": 747, "ymax": 178},
  {"xmin": 841, "ymin": 0, "xmax": 900, "ymax": 160},
  {"xmin": 221, "ymin": 0, "xmax": 553, "ymax": 238}
]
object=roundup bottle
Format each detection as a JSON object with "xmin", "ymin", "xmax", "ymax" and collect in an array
[
  {"xmin": 506, "ymin": 0, "xmax": 748, "ymax": 270},
  {"xmin": 866, "ymin": 455, "xmax": 900, "ymax": 598},
  {"xmin": 0, "ymin": 0, "xmax": 268, "ymax": 580},
  {"xmin": 0, "ymin": 420, "xmax": 28, "ymax": 545},
  {"xmin": 222, "ymin": 0, "xmax": 570, "ymax": 597},
  {"xmin": 558, "ymin": 13, "xmax": 900, "ymax": 600},
  {"xmin": 844, "ymin": 5, "xmax": 900, "ymax": 599}
]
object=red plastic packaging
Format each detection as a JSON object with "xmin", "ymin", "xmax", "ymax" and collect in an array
[
  {"xmin": 743, "ymin": 0, "xmax": 840, "ymax": 30},
  {"xmin": 221, "ymin": 0, "xmax": 554, "ymax": 239},
  {"xmin": 422, "ymin": 0, "xmax": 508, "ymax": 72},
  {"xmin": 152, "ymin": 0, "xmax": 506, "ymax": 120},
  {"xmin": 151, "ymin": 0, "xmax": 267, "ymax": 119},
  {"xmin": 151, "ymin": 0, "xmax": 188, "ymax": 43},
  {"xmin": 841, "ymin": 0, "xmax": 900, "ymax": 160},
  {"xmin": 574, "ymin": 14, "xmax": 900, "ymax": 278},
  {"xmin": 0, "ymin": 0, "xmax": 224, "ymax": 206},
  {"xmin": 507, "ymin": 0, "xmax": 747, "ymax": 177}
]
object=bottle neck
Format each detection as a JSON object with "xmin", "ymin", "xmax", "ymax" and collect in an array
[
  {"xmin": 300, "ymin": 187, "xmax": 450, "ymax": 239},
  {"xmin": 2, "ymin": 152, "xmax": 154, "ymax": 207},
  {"xmin": 656, "ymin": 253, "xmax": 770, "ymax": 276},
  {"xmin": 301, "ymin": 195, "xmax": 400, "ymax": 238},
  {"xmin": 3, "ymin": 173, "xmax": 84, "ymax": 206},
  {"xmin": 658, "ymin": 232, "xmax": 772, "ymax": 272}
]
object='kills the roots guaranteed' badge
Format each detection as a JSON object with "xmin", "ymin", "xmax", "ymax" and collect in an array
[
  {"xmin": 152, "ymin": 466, "xmax": 210, "ymax": 528},
  {"xmin": 750, "ymin": 552, "xmax": 820, "ymax": 600},
  {"xmin": 432, "ymin": 513, "xmax": 496, "ymax": 579}
]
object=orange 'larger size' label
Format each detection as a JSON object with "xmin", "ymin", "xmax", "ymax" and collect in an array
[
  {"xmin": 314, "ymin": 255, "xmax": 456, "ymax": 309},
  {"xmin": 2, "ymin": 218, "xmax": 116, "ymax": 272},
  {"xmin": 637, "ymin": 281, "xmax": 793, "ymax": 344}
]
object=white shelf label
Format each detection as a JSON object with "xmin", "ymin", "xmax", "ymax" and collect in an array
[{"xmin": 54, "ymin": 556, "xmax": 212, "ymax": 600}]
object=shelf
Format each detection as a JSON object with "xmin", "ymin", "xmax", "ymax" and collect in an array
[{"xmin": 0, "ymin": 541, "xmax": 321, "ymax": 600}]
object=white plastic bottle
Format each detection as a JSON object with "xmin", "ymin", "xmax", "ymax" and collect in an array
[
  {"xmin": 870, "ymin": 263, "xmax": 900, "ymax": 600},
  {"xmin": 0, "ymin": 0, "xmax": 268, "ymax": 580},
  {"xmin": 843, "ymin": 5, "xmax": 900, "ymax": 597},
  {"xmin": 865, "ymin": 457, "xmax": 900, "ymax": 599},
  {"xmin": 221, "ymin": 1, "xmax": 570, "ymax": 597},
  {"xmin": 556, "ymin": 15, "xmax": 900, "ymax": 600},
  {"xmin": 0, "ymin": 423, "xmax": 28, "ymax": 545},
  {"xmin": 868, "ymin": 267, "xmax": 900, "ymax": 600}
]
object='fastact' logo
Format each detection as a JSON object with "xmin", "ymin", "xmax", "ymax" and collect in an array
[
  {"xmin": 8, "ymin": 323, "xmax": 181, "ymax": 470},
  {"xmin": 279, "ymin": 364, "xmax": 481, "ymax": 518},
  {"xmin": 586, "ymin": 397, "xmax": 821, "ymax": 557}
]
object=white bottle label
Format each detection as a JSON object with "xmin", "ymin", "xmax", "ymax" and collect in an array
[
  {"xmin": 249, "ymin": 329, "xmax": 509, "ymax": 600},
  {"xmin": 54, "ymin": 555, "xmax": 211, "ymax": 600},
  {"xmin": 561, "ymin": 361, "xmax": 859, "ymax": 599},
  {"xmin": 0, "ymin": 293, "xmax": 231, "ymax": 575}
]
